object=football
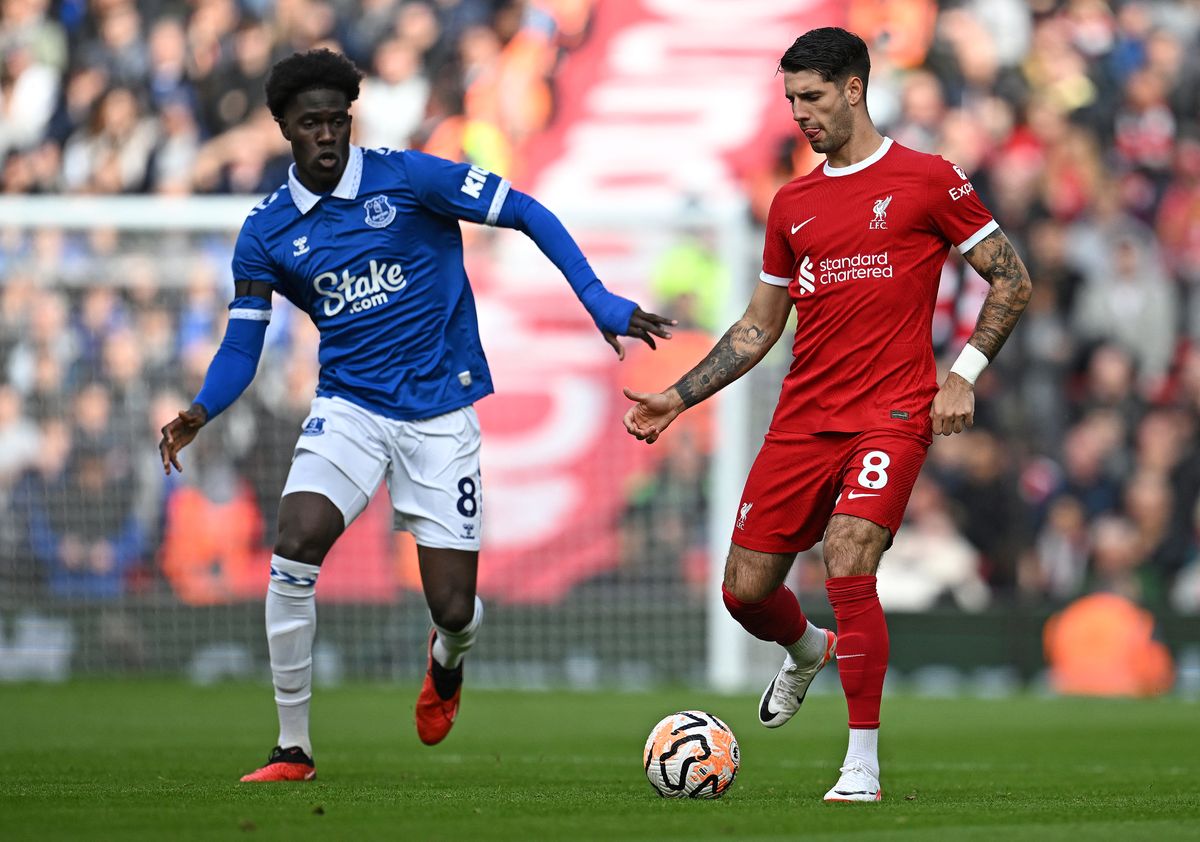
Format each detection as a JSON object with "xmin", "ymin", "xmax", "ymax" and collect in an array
[{"xmin": 643, "ymin": 710, "xmax": 740, "ymax": 799}]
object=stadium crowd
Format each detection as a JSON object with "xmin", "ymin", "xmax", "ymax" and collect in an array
[{"xmin": 2, "ymin": 0, "xmax": 1200, "ymax": 623}]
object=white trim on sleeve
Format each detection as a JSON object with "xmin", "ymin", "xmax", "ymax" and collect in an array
[
  {"xmin": 229, "ymin": 308, "xmax": 272, "ymax": 322},
  {"xmin": 486, "ymin": 179, "xmax": 511, "ymax": 226},
  {"xmin": 760, "ymin": 271, "xmax": 791, "ymax": 287},
  {"xmin": 957, "ymin": 219, "xmax": 999, "ymax": 253}
]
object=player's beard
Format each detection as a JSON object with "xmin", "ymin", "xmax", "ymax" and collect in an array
[{"xmin": 808, "ymin": 97, "xmax": 854, "ymax": 155}]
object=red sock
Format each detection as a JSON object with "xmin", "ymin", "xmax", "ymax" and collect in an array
[
  {"xmin": 721, "ymin": 584, "xmax": 807, "ymax": 647},
  {"xmin": 825, "ymin": 575, "xmax": 888, "ymax": 729}
]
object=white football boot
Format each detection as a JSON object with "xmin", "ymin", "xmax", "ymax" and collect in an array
[
  {"xmin": 757, "ymin": 628, "xmax": 837, "ymax": 728},
  {"xmin": 823, "ymin": 761, "xmax": 882, "ymax": 802}
]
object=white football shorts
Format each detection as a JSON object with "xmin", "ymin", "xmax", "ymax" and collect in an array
[{"xmin": 281, "ymin": 395, "xmax": 482, "ymax": 550}]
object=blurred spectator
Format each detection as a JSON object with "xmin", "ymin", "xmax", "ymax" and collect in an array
[
  {"xmin": 1087, "ymin": 514, "xmax": 1160, "ymax": 604},
  {"xmin": 80, "ymin": 2, "xmax": 149, "ymax": 88},
  {"xmin": 878, "ymin": 476, "xmax": 990, "ymax": 612},
  {"xmin": 617, "ymin": 428, "xmax": 709, "ymax": 596},
  {"xmin": 356, "ymin": 37, "xmax": 430, "ymax": 149},
  {"xmin": 0, "ymin": 38, "xmax": 60, "ymax": 160},
  {"xmin": 15, "ymin": 426, "xmax": 145, "ymax": 599},
  {"xmin": 200, "ymin": 15, "xmax": 271, "ymax": 136},
  {"xmin": 1071, "ymin": 233, "xmax": 1177, "ymax": 390},
  {"xmin": 1029, "ymin": 494, "xmax": 1090, "ymax": 600},
  {"xmin": 1044, "ymin": 592, "xmax": 1174, "ymax": 696},
  {"xmin": 159, "ymin": 463, "xmax": 268, "ymax": 605},
  {"xmin": 6, "ymin": 289, "xmax": 77, "ymax": 396},
  {"xmin": 61, "ymin": 85, "xmax": 158, "ymax": 193},
  {"xmin": 946, "ymin": 431, "xmax": 1029, "ymax": 592},
  {"xmin": 649, "ymin": 223, "xmax": 728, "ymax": 333}
]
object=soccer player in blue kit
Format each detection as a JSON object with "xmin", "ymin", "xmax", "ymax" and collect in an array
[{"xmin": 158, "ymin": 49, "xmax": 674, "ymax": 782}]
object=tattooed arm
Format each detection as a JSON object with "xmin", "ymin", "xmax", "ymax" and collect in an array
[
  {"xmin": 622, "ymin": 281, "xmax": 793, "ymax": 444},
  {"xmin": 960, "ymin": 229, "xmax": 1033, "ymax": 360},
  {"xmin": 930, "ymin": 228, "xmax": 1032, "ymax": 436}
]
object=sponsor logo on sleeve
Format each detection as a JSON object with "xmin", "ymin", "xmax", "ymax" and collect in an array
[
  {"xmin": 736, "ymin": 502, "xmax": 753, "ymax": 530},
  {"xmin": 460, "ymin": 164, "xmax": 490, "ymax": 199},
  {"xmin": 949, "ymin": 163, "xmax": 975, "ymax": 200}
]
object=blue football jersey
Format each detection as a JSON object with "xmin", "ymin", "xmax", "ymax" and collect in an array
[{"xmin": 231, "ymin": 145, "xmax": 511, "ymax": 421}]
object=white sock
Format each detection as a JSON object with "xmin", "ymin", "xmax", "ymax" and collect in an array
[
  {"xmin": 266, "ymin": 555, "xmax": 320, "ymax": 757},
  {"xmin": 432, "ymin": 596, "xmax": 483, "ymax": 669},
  {"xmin": 844, "ymin": 728, "xmax": 880, "ymax": 779},
  {"xmin": 785, "ymin": 619, "xmax": 829, "ymax": 665}
]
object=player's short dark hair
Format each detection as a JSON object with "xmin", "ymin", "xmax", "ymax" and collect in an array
[
  {"xmin": 265, "ymin": 49, "xmax": 363, "ymax": 119},
  {"xmin": 779, "ymin": 27, "xmax": 871, "ymax": 93}
]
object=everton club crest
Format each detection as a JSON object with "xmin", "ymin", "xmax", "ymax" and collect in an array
[{"xmin": 363, "ymin": 195, "xmax": 396, "ymax": 229}]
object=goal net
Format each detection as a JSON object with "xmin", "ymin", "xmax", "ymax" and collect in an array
[{"xmin": 0, "ymin": 194, "xmax": 774, "ymax": 690}]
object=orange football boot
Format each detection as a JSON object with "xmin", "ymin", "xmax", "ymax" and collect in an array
[
  {"xmin": 239, "ymin": 745, "xmax": 317, "ymax": 782},
  {"xmin": 415, "ymin": 630, "xmax": 463, "ymax": 745}
]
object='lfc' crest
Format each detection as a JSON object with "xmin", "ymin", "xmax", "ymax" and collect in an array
[
  {"xmin": 363, "ymin": 195, "xmax": 396, "ymax": 229},
  {"xmin": 870, "ymin": 195, "xmax": 892, "ymax": 230}
]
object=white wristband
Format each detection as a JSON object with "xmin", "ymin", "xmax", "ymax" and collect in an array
[{"xmin": 950, "ymin": 344, "xmax": 989, "ymax": 385}]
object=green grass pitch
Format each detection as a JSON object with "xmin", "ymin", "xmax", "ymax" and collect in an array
[{"xmin": 1, "ymin": 682, "xmax": 1197, "ymax": 840}]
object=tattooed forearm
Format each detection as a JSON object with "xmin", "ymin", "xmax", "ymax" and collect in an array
[
  {"xmin": 962, "ymin": 229, "xmax": 1033, "ymax": 360},
  {"xmin": 673, "ymin": 320, "xmax": 774, "ymax": 408}
]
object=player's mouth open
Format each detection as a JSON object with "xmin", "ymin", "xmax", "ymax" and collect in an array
[
  {"xmin": 316, "ymin": 152, "xmax": 339, "ymax": 167},
  {"xmin": 803, "ymin": 127, "xmax": 822, "ymax": 140}
]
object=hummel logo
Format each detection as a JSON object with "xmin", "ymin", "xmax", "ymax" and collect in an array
[
  {"xmin": 791, "ymin": 216, "xmax": 816, "ymax": 235},
  {"xmin": 293, "ymin": 236, "xmax": 310, "ymax": 256},
  {"xmin": 846, "ymin": 490, "xmax": 879, "ymax": 499}
]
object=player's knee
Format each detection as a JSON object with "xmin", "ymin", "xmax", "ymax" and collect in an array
[
  {"xmin": 430, "ymin": 594, "xmax": 475, "ymax": 632},
  {"xmin": 722, "ymin": 566, "xmax": 770, "ymax": 604},
  {"xmin": 822, "ymin": 516, "xmax": 888, "ymax": 577},
  {"xmin": 273, "ymin": 531, "xmax": 332, "ymax": 567},
  {"xmin": 822, "ymin": 536, "xmax": 883, "ymax": 578}
]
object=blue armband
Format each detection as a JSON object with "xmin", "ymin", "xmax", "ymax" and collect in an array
[
  {"xmin": 193, "ymin": 296, "xmax": 269, "ymax": 420},
  {"xmin": 496, "ymin": 190, "xmax": 637, "ymax": 334}
]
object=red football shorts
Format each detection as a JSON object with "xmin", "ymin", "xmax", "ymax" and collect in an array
[{"xmin": 732, "ymin": 428, "xmax": 930, "ymax": 553}]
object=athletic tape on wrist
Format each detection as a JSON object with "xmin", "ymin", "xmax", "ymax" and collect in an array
[{"xmin": 950, "ymin": 343, "xmax": 989, "ymax": 385}]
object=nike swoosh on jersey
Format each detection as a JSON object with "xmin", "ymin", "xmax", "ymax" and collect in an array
[
  {"xmin": 791, "ymin": 216, "xmax": 816, "ymax": 235},
  {"xmin": 846, "ymin": 491, "xmax": 880, "ymax": 499}
]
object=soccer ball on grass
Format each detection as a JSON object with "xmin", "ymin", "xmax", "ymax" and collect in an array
[{"xmin": 643, "ymin": 710, "xmax": 739, "ymax": 799}]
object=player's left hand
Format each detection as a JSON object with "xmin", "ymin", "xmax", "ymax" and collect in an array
[
  {"xmin": 602, "ymin": 307, "xmax": 676, "ymax": 360},
  {"xmin": 930, "ymin": 373, "xmax": 975, "ymax": 436}
]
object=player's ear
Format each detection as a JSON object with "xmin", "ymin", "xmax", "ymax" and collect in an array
[
  {"xmin": 275, "ymin": 116, "xmax": 291, "ymax": 142},
  {"xmin": 845, "ymin": 76, "xmax": 864, "ymax": 106}
]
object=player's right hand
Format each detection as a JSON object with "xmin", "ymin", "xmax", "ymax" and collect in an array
[
  {"xmin": 159, "ymin": 403, "xmax": 208, "ymax": 475},
  {"xmin": 622, "ymin": 387, "xmax": 683, "ymax": 444}
]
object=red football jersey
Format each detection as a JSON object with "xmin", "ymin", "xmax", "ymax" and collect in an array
[{"xmin": 760, "ymin": 137, "xmax": 997, "ymax": 437}]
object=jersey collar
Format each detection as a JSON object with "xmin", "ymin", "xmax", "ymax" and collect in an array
[
  {"xmin": 288, "ymin": 145, "xmax": 364, "ymax": 214},
  {"xmin": 822, "ymin": 136, "xmax": 893, "ymax": 177}
]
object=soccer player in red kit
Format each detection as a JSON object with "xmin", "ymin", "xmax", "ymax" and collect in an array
[{"xmin": 622, "ymin": 27, "xmax": 1031, "ymax": 802}]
